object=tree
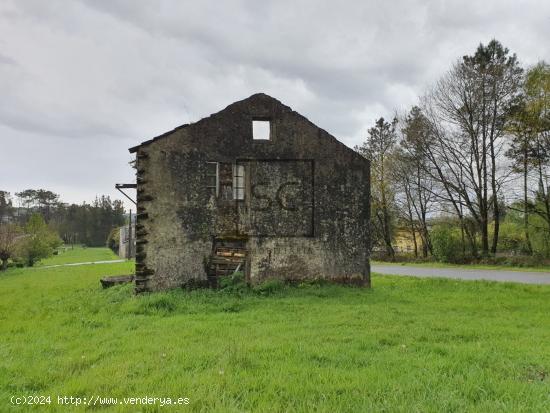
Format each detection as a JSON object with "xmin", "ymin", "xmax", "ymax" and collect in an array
[
  {"xmin": 392, "ymin": 150, "xmax": 420, "ymax": 257},
  {"xmin": 506, "ymin": 92, "xmax": 536, "ymax": 253},
  {"xmin": 397, "ymin": 107, "xmax": 437, "ymax": 257},
  {"xmin": 356, "ymin": 117, "xmax": 398, "ymax": 259},
  {"xmin": 0, "ymin": 223, "xmax": 22, "ymax": 271},
  {"xmin": 506, "ymin": 62, "xmax": 550, "ymax": 253},
  {"xmin": 422, "ymin": 40, "xmax": 523, "ymax": 257},
  {"xmin": 0, "ymin": 191, "xmax": 13, "ymax": 222},
  {"xmin": 12, "ymin": 190, "xmax": 126, "ymax": 248},
  {"xmin": 526, "ymin": 63, "xmax": 550, "ymax": 236},
  {"xmin": 17, "ymin": 213, "xmax": 62, "ymax": 266},
  {"xmin": 466, "ymin": 41, "xmax": 524, "ymax": 254},
  {"xmin": 34, "ymin": 189, "xmax": 60, "ymax": 222},
  {"xmin": 14, "ymin": 189, "xmax": 60, "ymax": 223},
  {"xmin": 15, "ymin": 189, "xmax": 38, "ymax": 222}
]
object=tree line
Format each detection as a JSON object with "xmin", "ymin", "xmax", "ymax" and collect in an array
[
  {"xmin": 0, "ymin": 189, "xmax": 126, "ymax": 269},
  {"xmin": 356, "ymin": 40, "xmax": 549, "ymax": 263}
]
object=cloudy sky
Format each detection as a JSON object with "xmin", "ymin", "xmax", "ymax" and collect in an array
[{"xmin": 1, "ymin": 0, "xmax": 549, "ymax": 210}]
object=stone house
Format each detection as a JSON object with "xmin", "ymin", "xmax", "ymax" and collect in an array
[{"xmin": 128, "ymin": 93, "xmax": 370, "ymax": 292}]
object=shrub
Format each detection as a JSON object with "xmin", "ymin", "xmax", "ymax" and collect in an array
[
  {"xmin": 0, "ymin": 223, "xmax": 22, "ymax": 271},
  {"xmin": 476, "ymin": 254, "xmax": 550, "ymax": 268},
  {"xmin": 430, "ymin": 225, "xmax": 463, "ymax": 263},
  {"xmin": 106, "ymin": 227, "xmax": 120, "ymax": 253},
  {"xmin": 497, "ymin": 221, "xmax": 528, "ymax": 254},
  {"xmin": 253, "ymin": 278, "xmax": 285, "ymax": 295},
  {"xmin": 219, "ymin": 272, "xmax": 248, "ymax": 293},
  {"xmin": 529, "ymin": 215, "xmax": 550, "ymax": 258},
  {"xmin": 16, "ymin": 213, "xmax": 62, "ymax": 266}
]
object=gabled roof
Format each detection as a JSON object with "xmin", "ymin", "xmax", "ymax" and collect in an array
[
  {"xmin": 128, "ymin": 93, "xmax": 363, "ymax": 162},
  {"xmin": 129, "ymin": 93, "xmax": 287, "ymax": 153},
  {"xmin": 129, "ymin": 122, "xmax": 191, "ymax": 153}
]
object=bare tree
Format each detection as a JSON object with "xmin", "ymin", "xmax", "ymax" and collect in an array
[
  {"xmin": 397, "ymin": 107, "xmax": 437, "ymax": 257},
  {"xmin": 413, "ymin": 111, "xmax": 480, "ymax": 257},
  {"xmin": 421, "ymin": 40, "xmax": 522, "ymax": 257}
]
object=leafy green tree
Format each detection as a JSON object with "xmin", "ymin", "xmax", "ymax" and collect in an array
[
  {"xmin": 526, "ymin": 63, "xmax": 550, "ymax": 236},
  {"xmin": 506, "ymin": 97, "xmax": 537, "ymax": 254},
  {"xmin": 34, "ymin": 189, "xmax": 60, "ymax": 222},
  {"xmin": 356, "ymin": 117, "xmax": 398, "ymax": 259},
  {"xmin": 506, "ymin": 61, "xmax": 550, "ymax": 254},
  {"xmin": 17, "ymin": 213, "xmax": 62, "ymax": 266},
  {"xmin": 529, "ymin": 213, "xmax": 550, "ymax": 258},
  {"xmin": 15, "ymin": 189, "xmax": 37, "ymax": 223}
]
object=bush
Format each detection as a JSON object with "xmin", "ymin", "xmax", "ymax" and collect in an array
[
  {"xmin": 219, "ymin": 272, "xmax": 248, "ymax": 293},
  {"xmin": 530, "ymin": 215, "xmax": 550, "ymax": 258},
  {"xmin": 0, "ymin": 223, "xmax": 22, "ymax": 271},
  {"xmin": 497, "ymin": 220, "xmax": 528, "ymax": 254},
  {"xmin": 476, "ymin": 254, "xmax": 550, "ymax": 268},
  {"xmin": 431, "ymin": 225, "xmax": 463, "ymax": 263},
  {"xmin": 106, "ymin": 227, "xmax": 120, "ymax": 253},
  {"xmin": 253, "ymin": 278, "xmax": 285, "ymax": 295},
  {"xmin": 16, "ymin": 213, "xmax": 62, "ymax": 266}
]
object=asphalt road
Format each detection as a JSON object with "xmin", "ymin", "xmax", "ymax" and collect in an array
[{"xmin": 371, "ymin": 264, "xmax": 550, "ymax": 285}]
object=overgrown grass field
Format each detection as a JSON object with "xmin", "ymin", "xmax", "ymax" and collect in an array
[{"xmin": 1, "ymin": 249, "xmax": 549, "ymax": 412}]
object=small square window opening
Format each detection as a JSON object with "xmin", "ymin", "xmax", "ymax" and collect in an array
[{"xmin": 253, "ymin": 120, "xmax": 270, "ymax": 140}]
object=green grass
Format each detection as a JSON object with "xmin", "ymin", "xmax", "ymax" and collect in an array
[
  {"xmin": 37, "ymin": 246, "xmax": 121, "ymax": 266},
  {"xmin": 372, "ymin": 260, "xmax": 550, "ymax": 273},
  {"xmin": 0, "ymin": 263, "xmax": 549, "ymax": 412}
]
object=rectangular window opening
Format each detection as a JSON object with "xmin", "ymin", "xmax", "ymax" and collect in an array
[
  {"xmin": 206, "ymin": 162, "xmax": 219, "ymax": 197},
  {"xmin": 252, "ymin": 120, "xmax": 270, "ymax": 140},
  {"xmin": 233, "ymin": 164, "xmax": 245, "ymax": 200}
]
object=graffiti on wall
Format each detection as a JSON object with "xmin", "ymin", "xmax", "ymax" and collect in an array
[{"xmin": 238, "ymin": 160, "xmax": 314, "ymax": 237}]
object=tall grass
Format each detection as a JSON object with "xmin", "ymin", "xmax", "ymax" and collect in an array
[
  {"xmin": 0, "ymin": 262, "xmax": 549, "ymax": 412},
  {"xmin": 37, "ymin": 246, "xmax": 121, "ymax": 266}
]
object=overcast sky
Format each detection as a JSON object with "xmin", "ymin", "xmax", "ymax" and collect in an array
[{"xmin": 1, "ymin": 0, "xmax": 549, "ymax": 210}]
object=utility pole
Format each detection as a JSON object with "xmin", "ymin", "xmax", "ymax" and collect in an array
[{"xmin": 127, "ymin": 209, "xmax": 133, "ymax": 259}]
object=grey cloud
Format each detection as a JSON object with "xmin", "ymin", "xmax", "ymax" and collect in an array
[
  {"xmin": 0, "ymin": 53, "xmax": 17, "ymax": 66},
  {"xmin": 0, "ymin": 0, "xmax": 548, "ymax": 207}
]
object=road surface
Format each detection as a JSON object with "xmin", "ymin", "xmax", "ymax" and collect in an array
[{"xmin": 371, "ymin": 264, "xmax": 550, "ymax": 285}]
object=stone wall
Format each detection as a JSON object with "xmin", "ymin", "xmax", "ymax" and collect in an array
[
  {"xmin": 118, "ymin": 223, "xmax": 136, "ymax": 259},
  {"xmin": 130, "ymin": 93, "xmax": 370, "ymax": 292}
]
